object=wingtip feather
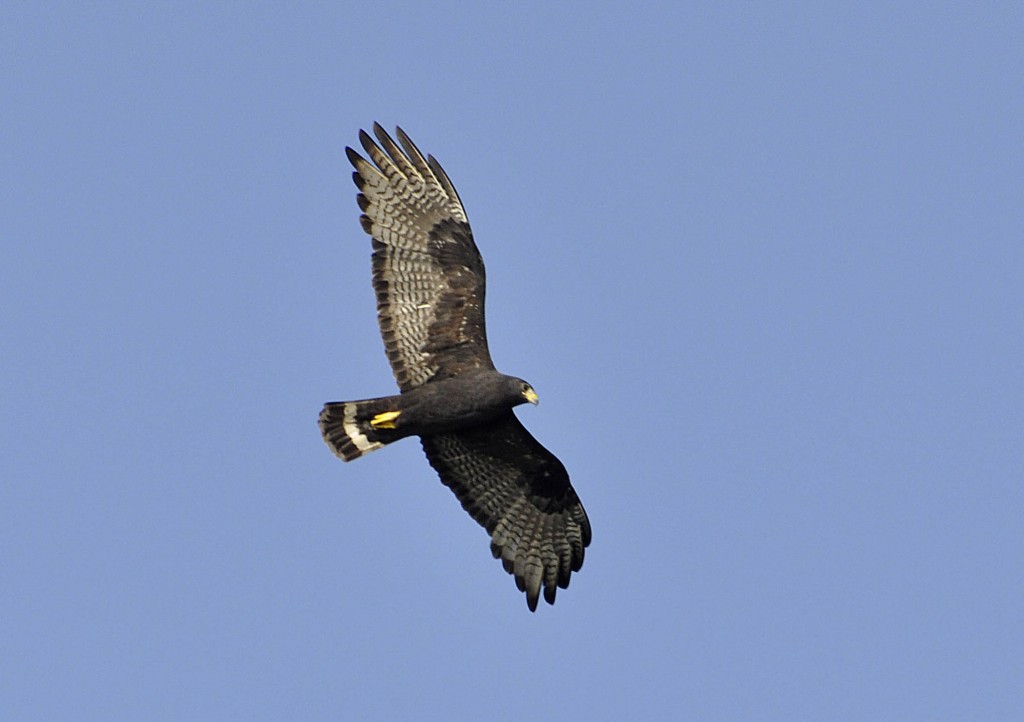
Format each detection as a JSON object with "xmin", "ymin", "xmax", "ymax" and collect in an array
[
  {"xmin": 358, "ymin": 128, "xmax": 378, "ymax": 156},
  {"xmin": 543, "ymin": 584, "xmax": 557, "ymax": 606}
]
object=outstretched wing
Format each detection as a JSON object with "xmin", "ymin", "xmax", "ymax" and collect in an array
[
  {"xmin": 347, "ymin": 124, "xmax": 494, "ymax": 392},
  {"xmin": 420, "ymin": 414, "xmax": 592, "ymax": 611}
]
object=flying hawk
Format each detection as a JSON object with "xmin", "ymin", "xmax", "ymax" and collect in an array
[{"xmin": 319, "ymin": 124, "xmax": 591, "ymax": 611}]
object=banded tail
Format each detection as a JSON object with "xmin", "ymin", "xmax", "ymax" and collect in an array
[{"xmin": 319, "ymin": 396, "xmax": 406, "ymax": 461}]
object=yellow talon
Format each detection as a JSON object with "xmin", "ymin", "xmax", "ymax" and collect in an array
[{"xmin": 370, "ymin": 410, "xmax": 401, "ymax": 429}]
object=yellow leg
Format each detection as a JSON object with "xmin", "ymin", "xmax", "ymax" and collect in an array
[{"xmin": 370, "ymin": 410, "xmax": 401, "ymax": 429}]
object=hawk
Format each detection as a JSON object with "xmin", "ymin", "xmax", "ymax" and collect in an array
[{"xmin": 319, "ymin": 124, "xmax": 591, "ymax": 611}]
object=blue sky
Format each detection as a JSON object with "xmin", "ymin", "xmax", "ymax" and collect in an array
[{"xmin": 3, "ymin": 3, "xmax": 1022, "ymax": 720}]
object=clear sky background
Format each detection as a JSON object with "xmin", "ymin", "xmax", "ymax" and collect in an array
[{"xmin": 3, "ymin": 3, "xmax": 1022, "ymax": 720}]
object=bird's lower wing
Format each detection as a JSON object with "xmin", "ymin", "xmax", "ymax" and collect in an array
[{"xmin": 420, "ymin": 413, "xmax": 591, "ymax": 611}]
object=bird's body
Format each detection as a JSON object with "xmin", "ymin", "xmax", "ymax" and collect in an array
[
  {"xmin": 319, "ymin": 125, "xmax": 590, "ymax": 611},
  {"xmin": 320, "ymin": 370, "xmax": 537, "ymax": 459}
]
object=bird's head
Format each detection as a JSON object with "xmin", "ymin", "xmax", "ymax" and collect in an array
[{"xmin": 506, "ymin": 377, "xmax": 539, "ymax": 406}]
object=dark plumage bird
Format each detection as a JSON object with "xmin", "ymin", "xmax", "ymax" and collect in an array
[{"xmin": 319, "ymin": 124, "xmax": 591, "ymax": 611}]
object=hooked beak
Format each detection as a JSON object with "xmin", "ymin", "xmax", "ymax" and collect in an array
[{"xmin": 523, "ymin": 387, "xmax": 539, "ymax": 405}]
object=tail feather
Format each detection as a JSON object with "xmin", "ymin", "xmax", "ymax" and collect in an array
[{"xmin": 319, "ymin": 396, "xmax": 403, "ymax": 461}]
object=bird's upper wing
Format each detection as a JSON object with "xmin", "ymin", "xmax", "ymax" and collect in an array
[
  {"xmin": 348, "ymin": 124, "xmax": 494, "ymax": 392},
  {"xmin": 420, "ymin": 413, "xmax": 592, "ymax": 611}
]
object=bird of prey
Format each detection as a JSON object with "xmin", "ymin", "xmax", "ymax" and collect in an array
[{"xmin": 319, "ymin": 124, "xmax": 591, "ymax": 611}]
